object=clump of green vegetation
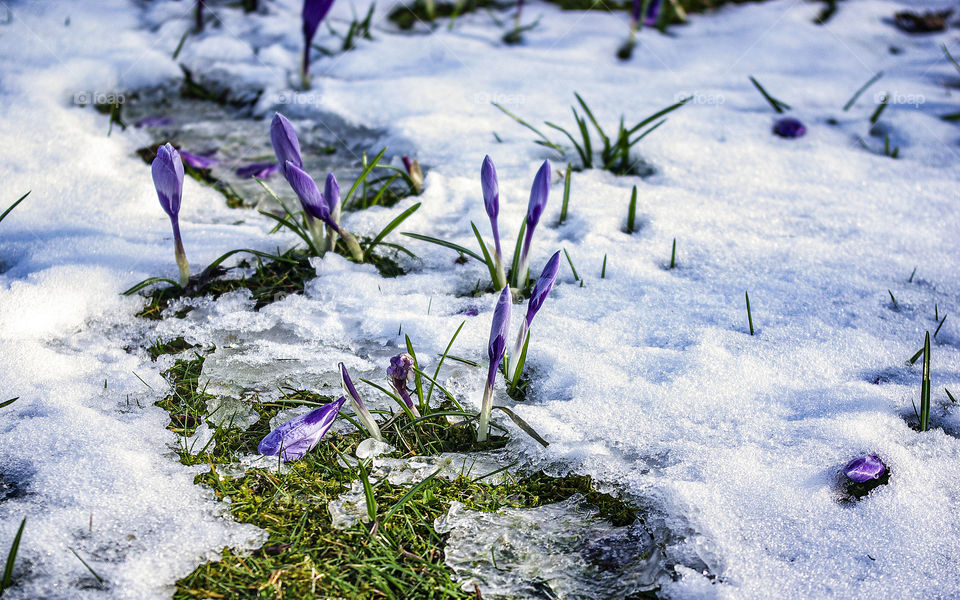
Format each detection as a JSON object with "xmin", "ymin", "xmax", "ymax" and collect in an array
[
  {"xmin": 154, "ymin": 351, "xmax": 644, "ymax": 599},
  {"xmin": 387, "ymin": 0, "xmax": 506, "ymax": 30}
]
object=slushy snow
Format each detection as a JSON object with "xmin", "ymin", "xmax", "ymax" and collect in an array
[{"xmin": 1, "ymin": 0, "xmax": 959, "ymax": 598}]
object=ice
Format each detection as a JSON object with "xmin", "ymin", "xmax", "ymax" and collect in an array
[
  {"xmin": 435, "ymin": 495, "xmax": 664, "ymax": 598},
  {"xmin": 1, "ymin": 0, "xmax": 959, "ymax": 597}
]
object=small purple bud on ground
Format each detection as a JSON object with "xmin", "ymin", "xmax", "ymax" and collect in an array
[
  {"xmin": 844, "ymin": 454, "xmax": 886, "ymax": 483},
  {"xmin": 773, "ymin": 117, "xmax": 806, "ymax": 138}
]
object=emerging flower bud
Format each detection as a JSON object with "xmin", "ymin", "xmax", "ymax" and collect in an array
[
  {"xmin": 843, "ymin": 454, "xmax": 886, "ymax": 483},
  {"xmin": 387, "ymin": 354, "xmax": 420, "ymax": 417},
  {"xmin": 478, "ymin": 287, "xmax": 512, "ymax": 441},
  {"xmin": 151, "ymin": 143, "xmax": 190, "ymax": 287},
  {"xmin": 773, "ymin": 117, "xmax": 806, "ymax": 138},
  {"xmin": 270, "ymin": 113, "xmax": 303, "ymax": 181}
]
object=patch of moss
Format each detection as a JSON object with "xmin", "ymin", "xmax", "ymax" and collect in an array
[{"xmin": 387, "ymin": 0, "xmax": 509, "ymax": 30}]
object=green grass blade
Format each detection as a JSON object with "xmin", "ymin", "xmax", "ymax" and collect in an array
[
  {"xmin": 400, "ymin": 232, "xmax": 484, "ymax": 263},
  {"xmin": 382, "ymin": 469, "xmax": 442, "ymax": 523},
  {"xmin": 745, "ymin": 291, "xmax": 754, "ymax": 335},
  {"xmin": 491, "ymin": 102, "xmax": 564, "ymax": 154},
  {"xmin": 627, "ymin": 118, "xmax": 668, "ymax": 148},
  {"xmin": 573, "ymin": 92, "xmax": 610, "ymax": 148},
  {"xmin": 946, "ymin": 387, "xmax": 957, "ymax": 404},
  {"xmin": 404, "ymin": 335, "xmax": 425, "ymax": 410},
  {"xmin": 627, "ymin": 96, "xmax": 691, "ymax": 135},
  {"xmin": 470, "ymin": 222, "xmax": 500, "ymax": 287},
  {"xmin": 0, "ymin": 398, "xmax": 17, "ymax": 409},
  {"xmin": 545, "ymin": 121, "xmax": 587, "ymax": 166},
  {"xmin": 427, "ymin": 321, "xmax": 465, "ymax": 406},
  {"xmin": 843, "ymin": 71, "xmax": 884, "ymax": 111},
  {"xmin": 627, "ymin": 186, "xmax": 637, "ymax": 233},
  {"xmin": 365, "ymin": 203, "xmax": 421, "ymax": 256},
  {"xmin": 69, "ymin": 548, "xmax": 104, "ymax": 584},
  {"xmin": 870, "ymin": 94, "xmax": 890, "ymax": 125},
  {"xmin": 943, "ymin": 43, "xmax": 960, "ymax": 74},
  {"xmin": 1, "ymin": 518, "xmax": 26, "ymax": 592},
  {"xmin": 509, "ymin": 332, "xmax": 530, "ymax": 391},
  {"xmin": 920, "ymin": 331, "xmax": 931, "ymax": 431},
  {"xmin": 411, "ymin": 368, "xmax": 464, "ymax": 412},
  {"xmin": 491, "ymin": 406, "xmax": 549, "ymax": 447},
  {"xmin": 258, "ymin": 210, "xmax": 322, "ymax": 256},
  {"xmin": 121, "ymin": 277, "xmax": 180, "ymax": 296},
  {"xmin": 509, "ymin": 220, "xmax": 527, "ymax": 288},
  {"xmin": 562, "ymin": 247, "xmax": 579, "ymax": 282},
  {"xmin": 344, "ymin": 147, "xmax": 388, "ymax": 208},
  {"xmin": 558, "ymin": 163, "xmax": 572, "ymax": 225},
  {"xmin": 748, "ymin": 76, "xmax": 790, "ymax": 114},
  {"xmin": 357, "ymin": 460, "xmax": 378, "ymax": 523},
  {"xmin": 0, "ymin": 191, "xmax": 29, "ymax": 224}
]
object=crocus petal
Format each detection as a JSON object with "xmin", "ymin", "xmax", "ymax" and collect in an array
[
  {"xmin": 151, "ymin": 143, "xmax": 184, "ymax": 218},
  {"xmin": 526, "ymin": 160, "xmax": 550, "ymax": 231},
  {"xmin": 844, "ymin": 454, "xmax": 886, "ymax": 483},
  {"xmin": 286, "ymin": 161, "xmax": 337, "ymax": 228},
  {"xmin": 481, "ymin": 155, "xmax": 499, "ymax": 221},
  {"xmin": 525, "ymin": 250, "xmax": 562, "ymax": 327},
  {"xmin": 773, "ymin": 117, "xmax": 806, "ymax": 138},
  {"xmin": 270, "ymin": 113, "xmax": 302, "ymax": 179},
  {"xmin": 235, "ymin": 162, "xmax": 280, "ymax": 179},
  {"xmin": 258, "ymin": 396, "xmax": 346, "ymax": 461},
  {"xmin": 303, "ymin": 0, "xmax": 337, "ymax": 48},
  {"xmin": 135, "ymin": 115, "xmax": 172, "ymax": 128},
  {"xmin": 487, "ymin": 286, "xmax": 512, "ymax": 384},
  {"xmin": 631, "ymin": 0, "xmax": 641, "ymax": 24},
  {"xmin": 340, "ymin": 362, "xmax": 365, "ymax": 410},
  {"xmin": 180, "ymin": 150, "xmax": 219, "ymax": 170},
  {"xmin": 324, "ymin": 172, "xmax": 340, "ymax": 214}
]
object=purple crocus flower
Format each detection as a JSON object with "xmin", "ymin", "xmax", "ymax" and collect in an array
[
  {"xmin": 180, "ymin": 149, "xmax": 219, "ymax": 170},
  {"xmin": 481, "ymin": 155, "xmax": 501, "ymax": 259},
  {"xmin": 340, "ymin": 362, "xmax": 383, "ymax": 441},
  {"xmin": 844, "ymin": 454, "xmax": 886, "ymax": 483},
  {"xmin": 402, "ymin": 155, "xmax": 423, "ymax": 194},
  {"xmin": 258, "ymin": 396, "xmax": 346, "ymax": 461},
  {"xmin": 301, "ymin": 0, "xmax": 337, "ymax": 89},
  {"xmin": 387, "ymin": 354, "xmax": 420, "ymax": 418},
  {"xmin": 508, "ymin": 251, "xmax": 561, "ymax": 379},
  {"xmin": 236, "ymin": 162, "xmax": 280, "ymax": 179},
  {"xmin": 285, "ymin": 162, "xmax": 340, "ymax": 232},
  {"xmin": 323, "ymin": 172, "xmax": 341, "ymax": 252},
  {"xmin": 478, "ymin": 286, "xmax": 512, "ymax": 442},
  {"xmin": 151, "ymin": 143, "xmax": 190, "ymax": 287},
  {"xmin": 773, "ymin": 117, "xmax": 806, "ymax": 138},
  {"xmin": 135, "ymin": 115, "xmax": 172, "ymax": 128},
  {"xmin": 516, "ymin": 160, "xmax": 550, "ymax": 287},
  {"xmin": 270, "ymin": 113, "xmax": 303, "ymax": 181}
]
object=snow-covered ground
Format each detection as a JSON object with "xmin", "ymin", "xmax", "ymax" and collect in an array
[{"xmin": 1, "ymin": 0, "xmax": 959, "ymax": 598}]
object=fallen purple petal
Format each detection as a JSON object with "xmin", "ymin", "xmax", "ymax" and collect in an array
[
  {"xmin": 235, "ymin": 162, "xmax": 280, "ymax": 179},
  {"xmin": 844, "ymin": 454, "xmax": 886, "ymax": 483},
  {"xmin": 257, "ymin": 396, "xmax": 346, "ymax": 462}
]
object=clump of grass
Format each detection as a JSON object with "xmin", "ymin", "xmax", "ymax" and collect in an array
[
  {"xmin": 387, "ymin": 0, "xmax": 505, "ymax": 29},
  {"xmin": 0, "ymin": 517, "xmax": 26, "ymax": 596},
  {"xmin": 494, "ymin": 93, "xmax": 689, "ymax": 175}
]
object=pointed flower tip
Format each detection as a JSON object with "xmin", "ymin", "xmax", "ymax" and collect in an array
[
  {"xmin": 526, "ymin": 250, "xmax": 562, "ymax": 324},
  {"xmin": 526, "ymin": 160, "xmax": 551, "ymax": 228},
  {"xmin": 270, "ymin": 112, "xmax": 302, "ymax": 177},
  {"xmin": 303, "ymin": 0, "xmax": 336, "ymax": 44},
  {"xmin": 843, "ymin": 454, "xmax": 886, "ymax": 483},
  {"xmin": 286, "ymin": 161, "xmax": 333, "ymax": 225},
  {"xmin": 324, "ymin": 172, "xmax": 340, "ymax": 212},
  {"xmin": 481, "ymin": 155, "xmax": 499, "ymax": 218},
  {"xmin": 151, "ymin": 143, "xmax": 184, "ymax": 219},
  {"xmin": 340, "ymin": 362, "xmax": 364, "ymax": 408},
  {"xmin": 257, "ymin": 396, "xmax": 346, "ymax": 461}
]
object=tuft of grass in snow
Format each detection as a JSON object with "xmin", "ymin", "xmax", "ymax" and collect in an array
[
  {"xmin": 387, "ymin": 0, "xmax": 504, "ymax": 29},
  {"xmin": 0, "ymin": 517, "xmax": 25, "ymax": 596},
  {"xmin": 745, "ymin": 291, "xmax": 755, "ymax": 335},
  {"xmin": 626, "ymin": 185, "xmax": 638, "ymax": 233},
  {"xmin": 0, "ymin": 192, "xmax": 29, "ymax": 226}
]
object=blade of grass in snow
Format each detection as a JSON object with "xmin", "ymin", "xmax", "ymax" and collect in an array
[
  {"xmin": 343, "ymin": 148, "xmax": 388, "ymax": 208},
  {"xmin": 471, "ymin": 223, "xmax": 501, "ymax": 287},
  {"xmin": 934, "ymin": 315, "xmax": 947, "ymax": 339},
  {"xmin": 670, "ymin": 238, "xmax": 677, "ymax": 269},
  {"xmin": 843, "ymin": 71, "xmax": 884, "ymax": 111},
  {"xmin": 382, "ymin": 469, "xmax": 442, "ymax": 523},
  {"xmin": 946, "ymin": 388, "xmax": 957, "ymax": 404},
  {"xmin": 491, "ymin": 102, "xmax": 563, "ymax": 155},
  {"xmin": 426, "ymin": 321, "xmax": 465, "ymax": 406},
  {"xmin": 492, "ymin": 406, "xmax": 549, "ymax": 447},
  {"xmin": 69, "ymin": 548, "xmax": 104, "ymax": 585},
  {"xmin": 870, "ymin": 95, "xmax": 890, "ymax": 125},
  {"xmin": 920, "ymin": 331, "xmax": 931, "ymax": 431},
  {"xmin": 908, "ymin": 266, "xmax": 917, "ymax": 282},
  {"xmin": 888, "ymin": 290, "xmax": 899, "ymax": 310},
  {"xmin": 563, "ymin": 248, "xmax": 580, "ymax": 282},
  {"xmin": 363, "ymin": 202, "xmax": 421, "ymax": 257},
  {"xmin": 626, "ymin": 185, "xmax": 637, "ymax": 233},
  {"xmin": 400, "ymin": 232, "xmax": 484, "ymax": 263},
  {"xmin": 749, "ymin": 76, "xmax": 791, "ymax": 113},
  {"xmin": 357, "ymin": 459, "xmax": 378, "ymax": 524},
  {"xmin": 404, "ymin": 335, "xmax": 425, "ymax": 411},
  {"xmin": 558, "ymin": 162, "xmax": 572, "ymax": 225},
  {"xmin": 0, "ymin": 191, "xmax": 29, "ymax": 224},
  {"xmin": 745, "ymin": 291, "xmax": 755, "ymax": 335},
  {"xmin": 601, "ymin": 254, "xmax": 607, "ymax": 278},
  {"xmin": 0, "ymin": 398, "xmax": 17, "ymax": 409},
  {"xmin": 1, "ymin": 518, "xmax": 25, "ymax": 594}
]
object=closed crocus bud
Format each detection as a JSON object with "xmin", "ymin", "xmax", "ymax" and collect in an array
[
  {"xmin": 270, "ymin": 113, "xmax": 303, "ymax": 180},
  {"xmin": 151, "ymin": 143, "xmax": 190, "ymax": 287},
  {"xmin": 508, "ymin": 250, "xmax": 561, "ymax": 379},
  {"xmin": 644, "ymin": 0, "xmax": 661, "ymax": 26},
  {"xmin": 402, "ymin": 155, "xmax": 423, "ymax": 194},
  {"xmin": 340, "ymin": 363, "xmax": 383, "ymax": 442},
  {"xmin": 481, "ymin": 156, "xmax": 501, "ymax": 259},
  {"xmin": 258, "ymin": 396, "xmax": 346, "ymax": 461},
  {"xmin": 179, "ymin": 149, "xmax": 218, "ymax": 170},
  {"xmin": 324, "ymin": 172, "xmax": 341, "ymax": 253},
  {"xmin": 844, "ymin": 454, "xmax": 886, "ymax": 483},
  {"xmin": 478, "ymin": 286, "xmax": 512, "ymax": 442},
  {"xmin": 773, "ymin": 117, "xmax": 806, "ymax": 138},
  {"xmin": 517, "ymin": 160, "xmax": 550, "ymax": 287},
  {"xmin": 387, "ymin": 354, "xmax": 420, "ymax": 418},
  {"xmin": 285, "ymin": 162, "xmax": 336, "ymax": 230}
]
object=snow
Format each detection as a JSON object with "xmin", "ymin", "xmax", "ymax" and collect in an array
[{"xmin": 1, "ymin": 0, "xmax": 959, "ymax": 598}]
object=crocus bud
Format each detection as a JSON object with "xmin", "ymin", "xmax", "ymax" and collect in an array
[
  {"xmin": 179, "ymin": 149, "xmax": 218, "ymax": 170},
  {"xmin": 387, "ymin": 354, "xmax": 420, "ymax": 418},
  {"xmin": 517, "ymin": 160, "xmax": 550, "ymax": 287},
  {"xmin": 151, "ymin": 143, "xmax": 190, "ymax": 287},
  {"xmin": 258, "ymin": 396, "xmax": 346, "ymax": 462},
  {"xmin": 235, "ymin": 162, "xmax": 280, "ymax": 179},
  {"xmin": 773, "ymin": 117, "xmax": 806, "ymax": 138},
  {"xmin": 844, "ymin": 454, "xmax": 886, "ymax": 483},
  {"xmin": 402, "ymin": 155, "xmax": 423, "ymax": 194},
  {"xmin": 481, "ymin": 155, "xmax": 501, "ymax": 259},
  {"xmin": 301, "ymin": 0, "xmax": 336, "ymax": 89},
  {"xmin": 324, "ymin": 172, "xmax": 341, "ymax": 253},
  {"xmin": 285, "ymin": 162, "xmax": 337, "ymax": 230},
  {"xmin": 508, "ymin": 250, "xmax": 561, "ymax": 379},
  {"xmin": 644, "ymin": 0, "xmax": 661, "ymax": 26},
  {"xmin": 340, "ymin": 363, "xmax": 383, "ymax": 442},
  {"xmin": 270, "ymin": 113, "xmax": 303, "ymax": 180},
  {"xmin": 478, "ymin": 287, "xmax": 512, "ymax": 441}
]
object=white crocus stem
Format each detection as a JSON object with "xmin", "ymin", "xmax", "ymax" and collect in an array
[
  {"xmin": 305, "ymin": 214, "xmax": 326, "ymax": 256},
  {"xmin": 350, "ymin": 398, "xmax": 383, "ymax": 442},
  {"xmin": 477, "ymin": 382, "xmax": 494, "ymax": 442},
  {"xmin": 171, "ymin": 221, "xmax": 190, "ymax": 287},
  {"xmin": 326, "ymin": 204, "xmax": 341, "ymax": 253},
  {"xmin": 507, "ymin": 320, "xmax": 529, "ymax": 381},
  {"xmin": 492, "ymin": 245, "xmax": 507, "ymax": 290}
]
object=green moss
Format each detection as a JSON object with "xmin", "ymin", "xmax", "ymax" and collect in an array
[{"xmin": 148, "ymin": 336, "xmax": 196, "ymax": 361}]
